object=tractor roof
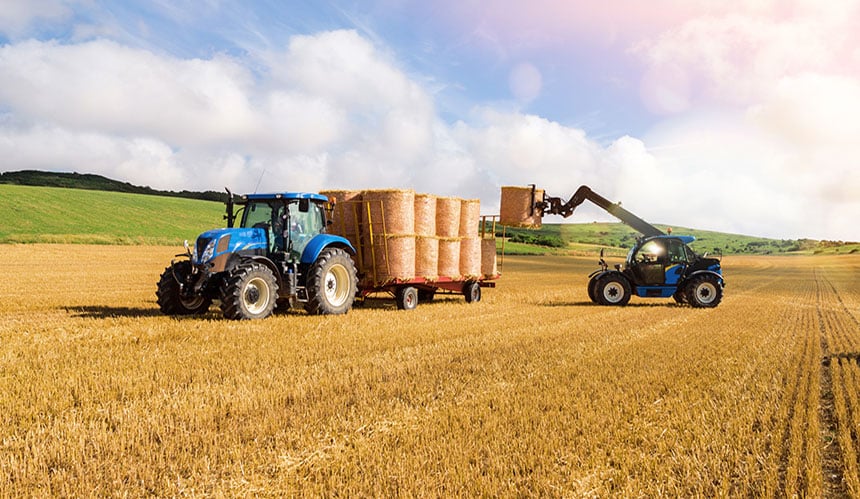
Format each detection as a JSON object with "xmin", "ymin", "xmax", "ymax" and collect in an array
[
  {"xmin": 241, "ymin": 192, "xmax": 329, "ymax": 202},
  {"xmin": 647, "ymin": 234, "xmax": 696, "ymax": 244}
]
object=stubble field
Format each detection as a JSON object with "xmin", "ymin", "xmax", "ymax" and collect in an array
[{"xmin": 1, "ymin": 245, "xmax": 858, "ymax": 496}]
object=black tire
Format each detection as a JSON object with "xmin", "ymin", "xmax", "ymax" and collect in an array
[
  {"xmin": 463, "ymin": 281, "xmax": 481, "ymax": 303},
  {"xmin": 156, "ymin": 261, "xmax": 212, "ymax": 315},
  {"xmin": 395, "ymin": 286, "xmax": 419, "ymax": 310},
  {"xmin": 417, "ymin": 288, "xmax": 436, "ymax": 302},
  {"xmin": 673, "ymin": 288, "xmax": 688, "ymax": 305},
  {"xmin": 304, "ymin": 248, "xmax": 357, "ymax": 315},
  {"xmin": 587, "ymin": 276, "xmax": 600, "ymax": 304},
  {"xmin": 220, "ymin": 262, "xmax": 279, "ymax": 320},
  {"xmin": 595, "ymin": 274, "xmax": 631, "ymax": 306},
  {"xmin": 686, "ymin": 274, "xmax": 723, "ymax": 308}
]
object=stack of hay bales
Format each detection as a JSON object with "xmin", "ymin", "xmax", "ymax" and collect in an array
[
  {"xmin": 414, "ymin": 194, "xmax": 438, "ymax": 280},
  {"xmin": 362, "ymin": 190, "xmax": 415, "ymax": 282},
  {"xmin": 500, "ymin": 186, "xmax": 543, "ymax": 228},
  {"xmin": 321, "ymin": 188, "xmax": 494, "ymax": 285},
  {"xmin": 458, "ymin": 199, "xmax": 481, "ymax": 279}
]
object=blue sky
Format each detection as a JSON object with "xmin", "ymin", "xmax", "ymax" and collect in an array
[{"xmin": 1, "ymin": 0, "xmax": 858, "ymax": 240}]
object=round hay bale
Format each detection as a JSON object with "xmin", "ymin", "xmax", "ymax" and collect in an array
[
  {"xmin": 415, "ymin": 236, "xmax": 439, "ymax": 280},
  {"xmin": 459, "ymin": 199, "xmax": 480, "ymax": 237},
  {"xmin": 436, "ymin": 197, "xmax": 461, "ymax": 238},
  {"xmin": 414, "ymin": 193, "xmax": 437, "ymax": 237},
  {"xmin": 370, "ymin": 234, "xmax": 415, "ymax": 284},
  {"xmin": 481, "ymin": 239, "xmax": 498, "ymax": 278},
  {"xmin": 437, "ymin": 237, "xmax": 461, "ymax": 279},
  {"xmin": 500, "ymin": 186, "xmax": 543, "ymax": 228},
  {"xmin": 363, "ymin": 189, "xmax": 415, "ymax": 235},
  {"xmin": 459, "ymin": 237, "xmax": 481, "ymax": 278},
  {"xmin": 319, "ymin": 190, "xmax": 362, "ymax": 239}
]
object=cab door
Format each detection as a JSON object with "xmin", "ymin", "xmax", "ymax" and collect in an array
[
  {"xmin": 664, "ymin": 239, "xmax": 690, "ymax": 285},
  {"xmin": 631, "ymin": 239, "xmax": 666, "ymax": 285}
]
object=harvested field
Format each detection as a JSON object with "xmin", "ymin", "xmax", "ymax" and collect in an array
[{"xmin": 1, "ymin": 245, "xmax": 859, "ymax": 496}]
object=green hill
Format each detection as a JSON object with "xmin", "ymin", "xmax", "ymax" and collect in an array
[{"xmin": 0, "ymin": 184, "xmax": 224, "ymax": 245}]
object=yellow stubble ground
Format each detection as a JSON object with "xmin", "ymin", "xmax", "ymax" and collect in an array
[{"xmin": 0, "ymin": 245, "xmax": 858, "ymax": 496}]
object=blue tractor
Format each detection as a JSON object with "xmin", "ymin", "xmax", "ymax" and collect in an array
[
  {"xmin": 535, "ymin": 185, "xmax": 724, "ymax": 308},
  {"xmin": 156, "ymin": 191, "xmax": 358, "ymax": 319}
]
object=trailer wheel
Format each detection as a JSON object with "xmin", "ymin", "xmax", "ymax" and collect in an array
[
  {"xmin": 156, "ymin": 261, "xmax": 212, "ymax": 315},
  {"xmin": 596, "ymin": 274, "xmax": 631, "ymax": 306},
  {"xmin": 305, "ymin": 247, "xmax": 357, "ymax": 315},
  {"xmin": 463, "ymin": 281, "xmax": 481, "ymax": 303},
  {"xmin": 587, "ymin": 276, "xmax": 599, "ymax": 304},
  {"xmin": 220, "ymin": 262, "xmax": 278, "ymax": 320},
  {"xmin": 395, "ymin": 286, "xmax": 418, "ymax": 310},
  {"xmin": 686, "ymin": 275, "xmax": 722, "ymax": 308}
]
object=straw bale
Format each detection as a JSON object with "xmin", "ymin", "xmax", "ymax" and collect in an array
[
  {"xmin": 459, "ymin": 237, "xmax": 481, "ymax": 278},
  {"xmin": 319, "ymin": 190, "xmax": 362, "ymax": 237},
  {"xmin": 500, "ymin": 186, "xmax": 543, "ymax": 228},
  {"xmin": 415, "ymin": 236, "xmax": 439, "ymax": 280},
  {"xmin": 437, "ymin": 237, "xmax": 461, "ymax": 279},
  {"xmin": 436, "ymin": 197, "xmax": 461, "ymax": 238},
  {"xmin": 481, "ymin": 239, "xmax": 498, "ymax": 278},
  {"xmin": 414, "ymin": 193, "xmax": 437, "ymax": 236},
  {"xmin": 369, "ymin": 234, "xmax": 416, "ymax": 284},
  {"xmin": 459, "ymin": 199, "xmax": 480, "ymax": 237},
  {"xmin": 363, "ymin": 189, "xmax": 415, "ymax": 235}
]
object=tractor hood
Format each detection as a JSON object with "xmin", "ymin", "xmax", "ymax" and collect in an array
[{"xmin": 192, "ymin": 227, "xmax": 268, "ymax": 266}]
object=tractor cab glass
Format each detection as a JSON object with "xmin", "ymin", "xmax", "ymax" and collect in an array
[
  {"xmin": 631, "ymin": 239, "xmax": 667, "ymax": 285},
  {"xmin": 239, "ymin": 199, "xmax": 326, "ymax": 258}
]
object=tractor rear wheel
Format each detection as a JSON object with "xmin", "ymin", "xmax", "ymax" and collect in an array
[
  {"xmin": 305, "ymin": 248, "xmax": 357, "ymax": 315},
  {"xmin": 220, "ymin": 262, "xmax": 279, "ymax": 320},
  {"xmin": 156, "ymin": 261, "xmax": 212, "ymax": 315},
  {"xmin": 596, "ymin": 274, "xmax": 631, "ymax": 306},
  {"xmin": 686, "ymin": 274, "xmax": 723, "ymax": 308},
  {"xmin": 395, "ymin": 286, "xmax": 419, "ymax": 310}
]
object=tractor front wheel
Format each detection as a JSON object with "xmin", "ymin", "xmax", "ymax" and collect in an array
[
  {"xmin": 596, "ymin": 274, "xmax": 631, "ymax": 306},
  {"xmin": 587, "ymin": 276, "xmax": 600, "ymax": 304},
  {"xmin": 156, "ymin": 261, "xmax": 212, "ymax": 315},
  {"xmin": 305, "ymin": 248, "xmax": 357, "ymax": 315},
  {"xmin": 686, "ymin": 275, "xmax": 723, "ymax": 308},
  {"xmin": 220, "ymin": 262, "xmax": 279, "ymax": 320}
]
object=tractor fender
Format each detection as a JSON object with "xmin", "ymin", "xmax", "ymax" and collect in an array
[
  {"xmin": 300, "ymin": 234, "xmax": 356, "ymax": 265},
  {"xmin": 684, "ymin": 269, "xmax": 725, "ymax": 287},
  {"xmin": 591, "ymin": 269, "xmax": 629, "ymax": 284},
  {"xmin": 231, "ymin": 255, "xmax": 284, "ymax": 289}
]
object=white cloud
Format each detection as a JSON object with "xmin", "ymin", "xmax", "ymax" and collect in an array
[{"xmin": 0, "ymin": 0, "xmax": 75, "ymax": 38}]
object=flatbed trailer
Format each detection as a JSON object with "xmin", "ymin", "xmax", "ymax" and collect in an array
[{"xmin": 324, "ymin": 192, "xmax": 501, "ymax": 310}]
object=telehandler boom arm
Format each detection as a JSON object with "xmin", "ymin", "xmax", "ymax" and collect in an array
[{"xmin": 536, "ymin": 185, "xmax": 664, "ymax": 238}]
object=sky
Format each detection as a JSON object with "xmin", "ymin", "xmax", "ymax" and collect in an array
[{"xmin": 0, "ymin": 0, "xmax": 858, "ymax": 240}]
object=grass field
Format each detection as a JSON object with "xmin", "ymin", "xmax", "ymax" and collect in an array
[
  {"xmin": 0, "ymin": 184, "xmax": 223, "ymax": 245},
  {"xmin": 1, "ymin": 245, "xmax": 858, "ymax": 496}
]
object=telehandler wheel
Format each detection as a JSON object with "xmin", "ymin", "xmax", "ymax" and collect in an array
[
  {"xmin": 305, "ymin": 248, "xmax": 357, "ymax": 315},
  {"xmin": 156, "ymin": 261, "xmax": 212, "ymax": 315},
  {"xmin": 395, "ymin": 286, "xmax": 419, "ymax": 310},
  {"xmin": 463, "ymin": 281, "xmax": 481, "ymax": 303},
  {"xmin": 673, "ymin": 288, "xmax": 688, "ymax": 305},
  {"xmin": 596, "ymin": 274, "xmax": 631, "ymax": 306},
  {"xmin": 587, "ymin": 276, "xmax": 600, "ymax": 304},
  {"xmin": 686, "ymin": 274, "xmax": 723, "ymax": 308},
  {"xmin": 220, "ymin": 262, "xmax": 279, "ymax": 320}
]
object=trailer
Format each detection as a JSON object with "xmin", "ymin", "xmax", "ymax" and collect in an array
[{"xmin": 322, "ymin": 190, "xmax": 501, "ymax": 310}]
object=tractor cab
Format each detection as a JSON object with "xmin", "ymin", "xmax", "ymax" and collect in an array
[
  {"xmin": 626, "ymin": 235, "xmax": 698, "ymax": 287},
  {"xmin": 236, "ymin": 194, "xmax": 328, "ymax": 261}
]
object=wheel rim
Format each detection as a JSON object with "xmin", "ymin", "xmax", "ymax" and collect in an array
[
  {"xmin": 405, "ymin": 291, "xmax": 416, "ymax": 308},
  {"xmin": 243, "ymin": 277, "xmax": 270, "ymax": 314},
  {"xmin": 180, "ymin": 294, "xmax": 206, "ymax": 310},
  {"xmin": 324, "ymin": 264, "xmax": 350, "ymax": 307},
  {"xmin": 603, "ymin": 282, "xmax": 625, "ymax": 304},
  {"xmin": 695, "ymin": 281, "xmax": 717, "ymax": 304}
]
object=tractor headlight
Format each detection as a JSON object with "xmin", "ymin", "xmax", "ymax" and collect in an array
[{"xmin": 200, "ymin": 239, "xmax": 217, "ymax": 263}]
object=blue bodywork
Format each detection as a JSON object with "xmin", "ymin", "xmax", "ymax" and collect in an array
[
  {"xmin": 192, "ymin": 228, "xmax": 267, "ymax": 265},
  {"xmin": 300, "ymin": 234, "xmax": 355, "ymax": 264}
]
